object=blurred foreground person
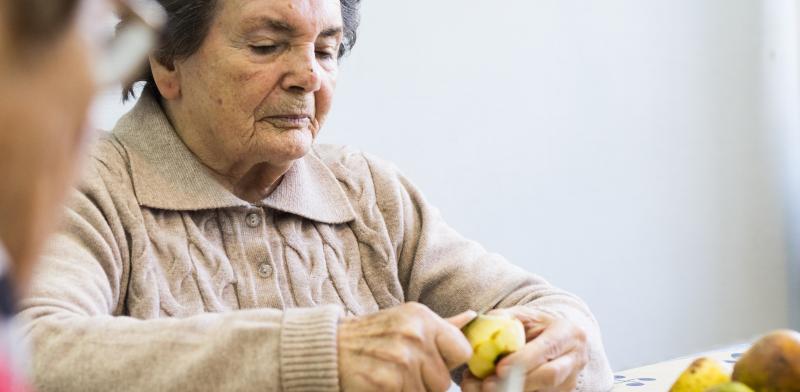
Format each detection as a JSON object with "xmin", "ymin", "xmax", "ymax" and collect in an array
[{"xmin": 0, "ymin": 0, "xmax": 163, "ymax": 390}]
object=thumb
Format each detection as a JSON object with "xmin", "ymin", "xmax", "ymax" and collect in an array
[{"xmin": 446, "ymin": 310, "xmax": 478, "ymax": 329}]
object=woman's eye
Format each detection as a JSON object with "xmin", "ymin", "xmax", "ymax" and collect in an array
[
  {"xmin": 249, "ymin": 45, "xmax": 278, "ymax": 55},
  {"xmin": 316, "ymin": 50, "xmax": 335, "ymax": 60}
]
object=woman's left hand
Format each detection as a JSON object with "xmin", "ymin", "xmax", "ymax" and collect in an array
[{"xmin": 460, "ymin": 306, "xmax": 589, "ymax": 392}]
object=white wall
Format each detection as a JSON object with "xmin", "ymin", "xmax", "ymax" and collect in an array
[
  {"xmin": 92, "ymin": 0, "xmax": 792, "ymax": 370},
  {"xmin": 763, "ymin": 0, "xmax": 800, "ymax": 331}
]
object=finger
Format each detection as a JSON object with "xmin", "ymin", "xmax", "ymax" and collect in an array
[
  {"xmin": 419, "ymin": 351, "xmax": 452, "ymax": 392},
  {"xmin": 435, "ymin": 318, "xmax": 473, "ymax": 370},
  {"xmin": 480, "ymin": 375, "xmax": 499, "ymax": 392},
  {"xmin": 496, "ymin": 320, "xmax": 578, "ymax": 376},
  {"xmin": 557, "ymin": 373, "xmax": 579, "ymax": 392},
  {"xmin": 400, "ymin": 360, "xmax": 427, "ymax": 392},
  {"xmin": 524, "ymin": 350, "xmax": 579, "ymax": 390},
  {"xmin": 489, "ymin": 307, "xmax": 553, "ymax": 340},
  {"xmin": 460, "ymin": 369, "xmax": 482, "ymax": 392},
  {"xmin": 445, "ymin": 309, "xmax": 478, "ymax": 329}
]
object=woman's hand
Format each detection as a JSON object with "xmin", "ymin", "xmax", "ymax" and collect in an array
[
  {"xmin": 338, "ymin": 303, "xmax": 476, "ymax": 391},
  {"xmin": 460, "ymin": 307, "xmax": 589, "ymax": 392}
]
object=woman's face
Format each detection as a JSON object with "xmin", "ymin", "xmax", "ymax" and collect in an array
[{"xmin": 165, "ymin": 0, "xmax": 343, "ymax": 175}]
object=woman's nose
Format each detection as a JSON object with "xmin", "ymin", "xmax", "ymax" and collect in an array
[{"xmin": 281, "ymin": 46, "xmax": 322, "ymax": 93}]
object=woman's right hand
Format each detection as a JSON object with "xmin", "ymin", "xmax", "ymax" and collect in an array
[{"xmin": 338, "ymin": 303, "xmax": 476, "ymax": 391}]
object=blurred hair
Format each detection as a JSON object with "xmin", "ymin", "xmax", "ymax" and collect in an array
[
  {"xmin": 4, "ymin": 0, "xmax": 80, "ymax": 49},
  {"xmin": 123, "ymin": 0, "xmax": 361, "ymax": 101}
]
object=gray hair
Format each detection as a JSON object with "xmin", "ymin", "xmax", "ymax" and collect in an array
[{"xmin": 123, "ymin": 0, "xmax": 361, "ymax": 101}]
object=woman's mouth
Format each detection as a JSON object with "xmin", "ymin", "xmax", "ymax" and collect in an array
[{"xmin": 262, "ymin": 114, "xmax": 312, "ymax": 129}]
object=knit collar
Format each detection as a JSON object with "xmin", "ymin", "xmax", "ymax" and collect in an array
[{"xmin": 113, "ymin": 93, "xmax": 355, "ymax": 224}]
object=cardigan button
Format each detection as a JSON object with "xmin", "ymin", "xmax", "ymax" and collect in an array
[
  {"xmin": 257, "ymin": 262, "xmax": 273, "ymax": 279},
  {"xmin": 245, "ymin": 212, "xmax": 262, "ymax": 228}
]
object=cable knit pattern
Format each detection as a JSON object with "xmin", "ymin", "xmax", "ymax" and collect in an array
[{"xmin": 16, "ymin": 94, "xmax": 613, "ymax": 391}]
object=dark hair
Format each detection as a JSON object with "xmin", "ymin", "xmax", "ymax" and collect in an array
[
  {"xmin": 5, "ymin": 0, "xmax": 80, "ymax": 50},
  {"xmin": 123, "ymin": 0, "xmax": 361, "ymax": 101}
]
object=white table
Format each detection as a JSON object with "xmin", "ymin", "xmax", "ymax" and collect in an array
[{"xmin": 612, "ymin": 344, "xmax": 750, "ymax": 391}]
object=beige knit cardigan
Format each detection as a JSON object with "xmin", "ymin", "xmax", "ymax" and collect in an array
[{"xmin": 17, "ymin": 94, "xmax": 613, "ymax": 391}]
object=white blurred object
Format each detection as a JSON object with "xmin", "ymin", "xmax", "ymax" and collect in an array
[
  {"xmin": 82, "ymin": 0, "xmax": 166, "ymax": 131},
  {"xmin": 78, "ymin": 0, "xmax": 166, "ymax": 87}
]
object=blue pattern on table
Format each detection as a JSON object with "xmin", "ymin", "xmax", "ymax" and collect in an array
[
  {"xmin": 613, "ymin": 375, "xmax": 657, "ymax": 387},
  {"xmin": 612, "ymin": 349, "xmax": 746, "ymax": 391}
]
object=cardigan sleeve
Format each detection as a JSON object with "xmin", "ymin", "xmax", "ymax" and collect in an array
[
  {"xmin": 16, "ymin": 148, "xmax": 343, "ymax": 392},
  {"xmin": 364, "ymin": 153, "xmax": 614, "ymax": 391}
]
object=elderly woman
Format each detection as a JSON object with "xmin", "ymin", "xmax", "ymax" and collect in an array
[{"xmin": 19, "ymin": 0, "xmax": 614, "ymax": 391}]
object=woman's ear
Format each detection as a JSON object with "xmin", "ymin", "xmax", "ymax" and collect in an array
[{"xmin": 149, "ymin": 56, "xmax": 181, "ymax": 100}]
